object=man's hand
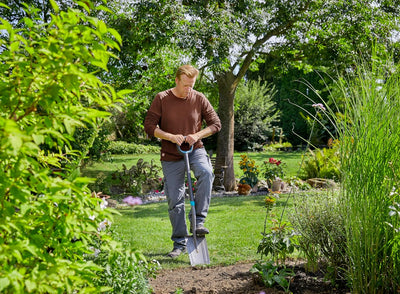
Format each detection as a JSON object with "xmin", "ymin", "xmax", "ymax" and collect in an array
[
  {"xmin": 185, "ymin": 134, "xmax": 199, "ymax": 146},
  {"xmin": 169, "ymin": 134, "xmax": 186, "ymax": 145}
]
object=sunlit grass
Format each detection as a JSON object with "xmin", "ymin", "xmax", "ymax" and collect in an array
[{"xmin": 112, "ymin": 193, "xmax": 298, "ymax": 269}]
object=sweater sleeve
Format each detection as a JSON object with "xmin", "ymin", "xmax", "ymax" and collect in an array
[
  {"xmin": 202, "ymin": 96, "xmax": 221, "ymax": 134},
  {"xmin": 144, "ymin": 96, "xmax": 161, "ymax": 137}
]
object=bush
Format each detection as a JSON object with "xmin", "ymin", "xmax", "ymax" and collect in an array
[
  {"xmin": 88, "ymin": 231, "xmax": 159, "ymax": 294},
  {"xmin": 111, "ymin": 159, "xmax": 163, "ymax": 196},
  {"xmin": 299, "ymin": 142, "xmax": 340, "ymax": 181},
  {"xmin": 0, "ymin": 2, "xmax": 151, "ymax": 292},
  {"xmin": 290, "ymin": 191, "xmax": 347, "ymax": 281},
  {"xmin": 234, "ymin": 80, "xmax": 279, "ymax": 151},
  {"xmin": 108, "ymin": 141, "xmax": 160, "ymax": 154},
  {"xmin": 111, "ymin": 97, "xmax": 150, "ymax": 143},
  {"xmin": 73, "ymin": 124, "xmax": 112, "ymax": 161}
]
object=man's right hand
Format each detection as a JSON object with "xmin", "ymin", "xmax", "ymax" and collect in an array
[{"xmin": 154, "ymin": 128, "xmax": 185, "ymax": 145}]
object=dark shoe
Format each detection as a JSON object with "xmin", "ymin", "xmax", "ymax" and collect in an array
[
  {"xmin": 190, "ymin": 224, "xmax": 210, "ymax": 236},
  {"xmin": 166, "ymin": 247, "xmax": 186, "ymax": 258}
]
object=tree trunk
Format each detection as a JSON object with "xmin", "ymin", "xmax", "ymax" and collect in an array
[{"xmin": 215, "ymin": 72, "xmax": 237, "ymax": 191}]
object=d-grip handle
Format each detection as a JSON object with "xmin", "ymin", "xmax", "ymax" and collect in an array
[{"xmin": 177, "ymin": 142, "xmax": 193, "ymax": 154}]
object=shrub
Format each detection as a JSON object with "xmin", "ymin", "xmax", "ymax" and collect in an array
[
  {"xmin": 234, "ymin": 80, "xmax": 279, "ymax": 151},
  {"xmin": 0, "ymin": 2, "xmax": 150, "ymax": 292},
  {"xmin": 88, "ymin": 230, "xmax": 159, "ymax": 294},
  {"xmin": 72, "ymin": 124, "xmax": 112, "ymax": 161},
  {"xmin": 290, "ymin": 191, "xmax": 347, "ymax": 281},
  {"xmin": 111, "ymin": 97, "xmax": 150, "ymax": 143},
  {"xmin": 111, "ymin": 159, "xmax": 163, "ymax": 196},
  {"xmin": 299, "ymin": 142, "xmax": 340, "ymax": 181},
  {"xmin": 108, "ymin": 141, "xmax": 160, "ymax": 154}
]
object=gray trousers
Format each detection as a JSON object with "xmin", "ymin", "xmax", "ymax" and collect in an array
[{"xmin": 161, "ymin": 147, "xmax": 214, "ymax": 249}]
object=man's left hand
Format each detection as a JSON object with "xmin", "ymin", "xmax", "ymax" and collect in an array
[{"xmin": 185, "ymin": 134, "xmax": 199, "ymax": 146}]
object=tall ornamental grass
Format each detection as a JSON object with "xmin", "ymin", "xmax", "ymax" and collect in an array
[{"xmin": 334, "ymin": 58, "xmax": 400, "ymax": 292}]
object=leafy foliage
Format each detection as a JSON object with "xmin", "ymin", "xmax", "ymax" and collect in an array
[
  {"xmin": 251, "ymin": 260, "xmax": 294, "ymax": 292},
  {"xmin": 108, "ymin": 141, "xmax": 160, "ymax": 155},
  {"xmin": 88, "ymin": 237, "xmax": 159, "ymax": 293},
  {"xmin": 0, "ymin": 1, "xmax": 142, "ymax": 292},
  {"xmin": 261, "ymin": 157, "xmax": 286, "ymax": 186},
  {"xmin": 238, "ymin": 154, "xmax": 259, "ymax": 188},
  {"xmin": 72, "ymin": 124, "xmax": 112, "ymax": 161},
  {"xmin": 257, "ymin": 220, "xmax": 297, "ymax": 266},
  {"xmin": 290, "ymin": 192, "xmax": 347, "ymax": 281},
  {"xmin": 253, "ymin": 196, "xmax": 295, "ymax": 292},
  {"xmin": 234, "ymin": 80, "xmax": 279, "ymax": 151},
  {"xmin": 111, "ymin": 159, "xmax": 163, "ymax": 196},
  {"xmin": 300, "ymin": 142, "xmax": 341, "ymax": 181},
  {"xmin": 257, "ymin": 196, "xmax": 297, "ymax": 266}
]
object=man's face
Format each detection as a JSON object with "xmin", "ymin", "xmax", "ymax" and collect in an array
[{"xmin": 175, "ymin": 74, "xmax": 196, "ymax": 98}]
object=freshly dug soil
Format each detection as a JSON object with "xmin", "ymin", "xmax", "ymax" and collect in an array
[{"xmin": 149, "ymin": 261, "xmax": 350, "ymax": 294}]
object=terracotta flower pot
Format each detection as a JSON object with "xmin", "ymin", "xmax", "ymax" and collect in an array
[{"xmin": 238, "ymin": 184, "xmax": 252, "ymax": 195}]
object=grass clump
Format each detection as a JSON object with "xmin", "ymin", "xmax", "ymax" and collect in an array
[
  {"xmin": 335, "ymin": 57, "xmax": 400, "ymax": 292},
  {"xmin": 301, "ymin": 54, "xmax": 400, "ymax": 292}
]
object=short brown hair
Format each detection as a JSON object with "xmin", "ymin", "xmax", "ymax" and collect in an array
[{"xmin": 176, "ymin": 64, "xmax": 199, "ymax": 80}]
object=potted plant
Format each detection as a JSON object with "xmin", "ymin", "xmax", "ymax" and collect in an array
[
  {"xmin": 261, "ymin": 157, "xmax": 285, "ymax": 191},
  {"xmin": 238, "ymin": 154, "xmax": 259, "ymax": 194}
]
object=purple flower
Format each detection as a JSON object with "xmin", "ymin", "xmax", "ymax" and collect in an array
[
  {"xmin": 123, "ymin": 196, "xmax": 143, "ymax": 206},
  {"xmin": 312, "ymin": 103, "xmax": 326, "ymax": 111}
]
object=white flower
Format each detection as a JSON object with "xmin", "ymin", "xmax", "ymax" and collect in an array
[
  {"xmin": 89, "ymin": 215, "xmax": 96, "ymax": 221},
  {"xmin": 98, "ymin": 218, "xmax": 112, "ymax": 231},
  {"xmin": 100, "ymin": 198, "xmax": 108, "ymax": 210}
]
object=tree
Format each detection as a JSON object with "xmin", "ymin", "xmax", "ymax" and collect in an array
[
  {"xmin": 234, "ymin": 80, "xmax": 279, "ymax": 151},
  {"xmin": 110, "ymin": 0, "xmax": 399, "ymax": 191}
]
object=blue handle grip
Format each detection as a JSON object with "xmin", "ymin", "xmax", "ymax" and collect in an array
[{"xmin": 177, "ymin": 144, "xmax": 193, "ymax": 154}]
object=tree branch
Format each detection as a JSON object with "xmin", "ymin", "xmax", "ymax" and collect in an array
[{"xmin": 233, "ymin": 1, "xmax": 312, "ymax": 85}]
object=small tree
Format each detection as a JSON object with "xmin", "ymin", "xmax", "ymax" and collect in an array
[{"xmin": 234, "ymin": 80, "xmax": 279, "ymax": 151}]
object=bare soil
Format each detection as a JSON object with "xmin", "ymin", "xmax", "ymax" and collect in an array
[{"xmin": 149, "ymin": 260, "xmax": 350, "ymax": 294}]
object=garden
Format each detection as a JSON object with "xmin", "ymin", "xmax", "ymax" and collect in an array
[{"xmin": 1, "ymin": 1, "xmax": 400, "ymax": 294}]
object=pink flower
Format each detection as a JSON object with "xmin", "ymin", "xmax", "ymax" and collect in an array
[
  {"xmin": 269, "ymin": 158, "xmax": 282, "ymax": 166},
  {"xmin": 123, "ymin": 196, "xmax": 143, "ymax": 206},
  {"xmin": 269, "ymin": 157, "xmax": 276, "ymax": 164},
  {"xmin": 312, "ymin": 103, "xmax": 326, "ymax": 111}
]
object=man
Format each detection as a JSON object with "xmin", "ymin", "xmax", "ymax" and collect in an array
[{"xmin": 144, "ymin": 64, "xmax": 221, "ymax": 258}]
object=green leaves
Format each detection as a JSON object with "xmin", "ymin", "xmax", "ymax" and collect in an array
[{"xmin": 0, "ymin": 0, "xmax": 129, "ymax": 292}]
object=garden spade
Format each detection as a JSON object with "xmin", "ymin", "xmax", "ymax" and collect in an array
[{"xmin": 177, "ymin": 143, "xmax": 210, "ymax": 266}]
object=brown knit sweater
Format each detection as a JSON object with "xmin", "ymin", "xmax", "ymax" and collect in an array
[{"xmin": 144, "ymin": 88, "xmax": 221, "ymax": 161}]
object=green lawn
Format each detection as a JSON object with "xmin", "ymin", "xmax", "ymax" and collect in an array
[
  {"xmin": 82, "ymin": 150, "xmax": 305, "ymax": 269},
  {"xmin": 82, "ymin": 150, "xmax": 304, "ymax": 180},
  {"xmin": 112, "ymin": 193, "xmax": 297, "ymax": 269}
]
